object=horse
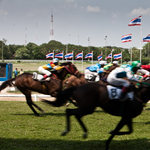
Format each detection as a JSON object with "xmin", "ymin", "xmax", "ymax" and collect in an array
[
  {"xmin": 63, "ymin": 71, "xmax": 87, "ymax": 89},
  {"xmin": 0, "ymin": 62, "xmax": 78, "ymax": 116},
  {"xmin": 42, "ymin": 78, "xmax": 150, "ymax": 150},
  {"xmin": 63, "ymin": 64, "xmax": 119, "ymax": 88}
]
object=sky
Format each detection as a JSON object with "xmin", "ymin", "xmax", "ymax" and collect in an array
[{"xmin": 0, "ymin": 0, "xmax": 150, "ymax": 49}]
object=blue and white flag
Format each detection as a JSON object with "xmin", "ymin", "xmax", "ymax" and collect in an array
[
  {"xmin": 97, "ymin": 54, "xmax": 102, "ymax": 61},
  {"xmin": 85, "ymin": 52, "xmax": 92, "ymax": 59},
  {"xmin": 65, "ymin": 52, "xmax": 73, "ymax": 59},
  {"xmin": 55, "ymin": 52, "xmax": 63, "ymax": 58},
  {"xmin": 143, "ymin": 34, "xmax": 150, "ymax": 42},
  {"xmin": 75, "ymin": 52, "xmax": 82, "ymax": 60},
  {"xmin": 113, "ymin": 53, "xmax": 122, "ymax": 60},
  {"xmin": 105, "ymin": 53, "xmax": 112, "ymax": 60},
  {"xmin": 128, "ymin": 15, "xmax": 141, "ymax": 26},
  {"xmin": 121, "ymin": 33, "xmax": 132, "ymax": 43},
  {"xmin": 46, "ymin": 52, "xmax": 54, "ymax": 59}
]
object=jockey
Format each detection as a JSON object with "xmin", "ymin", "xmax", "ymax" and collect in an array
[
  {"xmin": 103, "ymin": 61, "xmax": 119, "ymax": 70},
  {"xmin": 120, "ymin": 62, "xmax": 150, "ymax": 80},
  {"xmin": 107, "ymin": 61, "xmax": 144, "ymax": 101},
  {"xmin": 84, "ymin": 60, "xmax": 107, "ymax": 81},
  {"xmin": 38, "ymin": 58, "xmax": 63, "ymax": 81}
]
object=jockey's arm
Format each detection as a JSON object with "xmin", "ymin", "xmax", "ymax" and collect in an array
[{"xmin": 137, "ymin": 68, "xmax": 150, "ymax": 78}]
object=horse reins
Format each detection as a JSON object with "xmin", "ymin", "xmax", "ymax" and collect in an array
[{"xmin": 65, "ymin": 64, "xmax": 77, "ymax": 75}]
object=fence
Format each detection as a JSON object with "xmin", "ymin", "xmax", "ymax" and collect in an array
[{"xmin": 0, "ymin": 94, "xmax": 51, "ymax": 101}]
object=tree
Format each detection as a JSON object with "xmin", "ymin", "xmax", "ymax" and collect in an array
[{"xmin": 15, "ymin": 47, "xmax": 30, "ymax": 59}]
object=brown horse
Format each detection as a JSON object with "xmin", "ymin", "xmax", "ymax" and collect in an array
[
  {"xmin": 43, "ymin": 79, "xmax": 150, "ymax": 150},
  {"xmin": 63, "ymin": 64, "xmax": 119, "ymax": 88},
  {"xmin": 0, "ymin": 62, "xmax": 78, "ymax": 116},
  {"xmin": 63, "ymin": 72, "xmax": 87, "ymax": 89}
]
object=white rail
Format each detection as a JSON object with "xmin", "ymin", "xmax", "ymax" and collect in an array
[{"xmin": 0, "ymin": 94, "xmax": 51, "ymax": 101}]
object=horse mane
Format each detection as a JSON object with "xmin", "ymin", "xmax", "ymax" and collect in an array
[{"xmin": 60, "ymin": 62, "xmax": 72, "ymax": 66}]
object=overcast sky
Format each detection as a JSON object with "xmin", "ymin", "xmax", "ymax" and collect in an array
[{"xmin": 0, "ymin": 0, "xmax": 150, "ymax": 49}]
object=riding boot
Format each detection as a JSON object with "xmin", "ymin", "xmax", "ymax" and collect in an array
[
  {"xmin": 119, "ymin": 86, "xmax": 128, "ymax": 101},
  {"xmin": 40, "ymin": 74, "xmax": 48, "ymax": 82}
]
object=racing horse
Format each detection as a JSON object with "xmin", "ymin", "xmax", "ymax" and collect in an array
[
  {"xmin": 43, "ymin": 79, "xmax": 150, "ymax": 150},
  {"xmin": 0, "ymin": 62, "xmax": 78, "ymax": 116}
]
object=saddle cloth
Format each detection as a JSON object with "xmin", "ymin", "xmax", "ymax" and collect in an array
[
  {"xmin": 32, "ymin": 72, "xmax": 50, "ymax": 81},
  {"xmin": 107, "ymin": 85, "xmax": 134, "ymax": 100}
]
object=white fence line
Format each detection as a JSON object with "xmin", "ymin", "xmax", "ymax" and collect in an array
[{"xmin": 0, "ymin": 94, "xmax": 51, "ymax": 101}]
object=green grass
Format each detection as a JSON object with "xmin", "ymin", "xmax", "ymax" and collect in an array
[{"xmin": 0, "ymin": 101, "xmax": 150, "ymax": 150}]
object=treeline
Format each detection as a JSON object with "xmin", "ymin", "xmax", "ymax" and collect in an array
[{"xmin": 0, "ymin": 40, "xmax": 150, "ymax": 64}]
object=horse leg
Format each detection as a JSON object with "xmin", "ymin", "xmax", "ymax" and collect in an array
[
  {"xmin": 19, "ymin": 89, "xmax": 44, "ymax": 116},
  {"xmin": 105, "ymin": 117, "xmax": 132, "ymax": 150},
  {"xmin": 62, "ymin": 107, "xmax": 94, "ymax": 138}
]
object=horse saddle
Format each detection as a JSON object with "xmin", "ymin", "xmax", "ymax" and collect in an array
[
  {"xmin": 107, "ymin": 85, "xmax": 134, "ymax": 100},
  {"xmin": 32, "ymin": 72, "xmax": 50, "ymax": 82}
]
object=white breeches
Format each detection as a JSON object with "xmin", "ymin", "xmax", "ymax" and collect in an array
[
  {"xmin": 107, "ymin": 74, "xmax": 130, "ymax": 87},
  {"xmin": 84, "ymin": 69, "xmax": 98, "ymax": 76},
  {"xmin": 38, "ymin": 66, "xmax": 51, "ymax": 76}
]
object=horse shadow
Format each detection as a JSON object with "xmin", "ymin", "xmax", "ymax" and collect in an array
[{"xmin": 0, "ymin": 137, "xmax": 149, "ymax": 150}]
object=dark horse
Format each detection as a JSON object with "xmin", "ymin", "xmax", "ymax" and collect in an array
[
  {"xmin": 43, "ymin": 79, "xmax": 150, "ymax": 150},
  {"xmin": 0, "ymin": 62, "xmax": 78, "ymax": 116}
]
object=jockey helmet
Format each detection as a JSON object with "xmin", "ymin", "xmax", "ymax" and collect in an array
[
  {"xmin": 131, "ymin": 61, "xmax": 141, "ymax": 69},
  {"xmin": 53, "ymin": 58, "xmax": 59, "ymax": 64},
  {"xmin": 113, "ymin": 61, "xmax": 118, "ymax": 65},
  {"xmin": 99, "ymin": 60, "xmax": 107, "ymax": 65}
]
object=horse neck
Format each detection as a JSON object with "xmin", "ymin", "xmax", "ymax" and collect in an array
[{"xmin": 56, "ymin": 69, "xmax": 69, "ymax": 81}]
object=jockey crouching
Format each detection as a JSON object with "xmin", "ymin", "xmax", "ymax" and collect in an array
[
  {"xmin": 38, "ymin": 58, "xmax": 62, "ymax": 81},
  {"xmin": 107, "ymin": 61, "xmax": 143, "ymax": 101},
  {"xmin": 84, "ymin": 60, "xmax": 107, "ymax": 81}
]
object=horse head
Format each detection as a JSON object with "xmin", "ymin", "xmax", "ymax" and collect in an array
[{"xmin": 60, "ymin": 62, "xmax": 78, "ymax": 75}]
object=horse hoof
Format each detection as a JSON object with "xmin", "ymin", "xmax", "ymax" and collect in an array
[
  {"xmin": 41, "ymin": 110, "xmax": 45, "ymax": 114},
  {"xmin": 61, "ymin": 131, "xmax": 68, "ymax": 136},
  {"xmin": 82, "ymin": 133, "xmax": 87, "ymax": 139},
  {"xmin": 35, "ymin": 113, "xmax": 40, "ymax": 117},
  {"xmin": 109, "ymin": 130, "xmax": 114, "ymax": 134}
]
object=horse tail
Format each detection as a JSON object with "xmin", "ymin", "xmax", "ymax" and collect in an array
[
  {"xmin": 0, "ymin": 78, "xmax": 15, "ymax": 92},
  {"xmin": 42, "ymin": 86, "xmax": 77, "ymax": 107}
]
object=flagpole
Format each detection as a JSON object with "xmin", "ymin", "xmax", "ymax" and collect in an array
[
  {"xmin": 121, "ymin": 51, "xmax": 122, "ymax": 65},
  {"xmin": 53, "ymin": 50, "xmax": 54, "ymax": 59},
  {"xmin": 111, "ymin": 52, "xmax": 112, "ymax": 63},
  {"xmin": 82, "ymin": 51, "xmax": 83, "ymax": 73},
  {"xmin": 62, "ymin": 51, "xmax": 64, "ymax": 62},
  {"xmin": 92, "ymin": 51, "xmax": 93, "ymax": 65},
  {"xmin": 140, "ymin": 14, "xmax": 142, "ymax": 62},
  {"xmin": 72, "ymin": 51, "xmax": 73, "ymax": 64},
  {"xmin": 130, "ymin": 33, "xmax": 132, "ymax": 63}
]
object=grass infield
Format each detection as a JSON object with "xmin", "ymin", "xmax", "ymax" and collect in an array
[{"xmin": 0, "ymin": 101, "xmax": 150, "ymax": 150}]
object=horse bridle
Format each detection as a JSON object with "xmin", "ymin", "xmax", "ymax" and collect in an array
[{"xmin": 65, "ymin": 64, "xmax": 78, "ymax": 75}]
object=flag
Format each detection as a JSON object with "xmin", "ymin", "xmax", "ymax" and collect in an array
[
  {"xmin": 75, "ymin": 52, "xmax": 82, "ymax": 60},
  {"xmin": 128, "ymin": 15, "xmax": 141, "ymax": 26},
  {"xmin": 105, "ymin": 53, "xmax": 112, "ymax": 60},
  {"xmin": 65, "ymin": 52, "xmax": 73, "ymax": 59},
  {"xmin": 143, "ymin": 34, "xmax": 150, "ymax": 42},
  {"xmin": 113, "ymin": 53, "xmax": 122, "ymax": 60},
  {"xmin": 55, "ymin": 52, "xmax": 63, "ymax": 58},
  {"xmin": 85, "ymin": 52, "xmax": 92, "ymax": 59},
  {"xmin": 46, "ymin": 52, "xmax": 53, "ymax": 59},
  {"xmin": 97, "ymin": 54, "xmax": 102, "ymax": 61},
  {"xmin": 121, "ymin": 33, "xmax": 132, "ymax": 43}
]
